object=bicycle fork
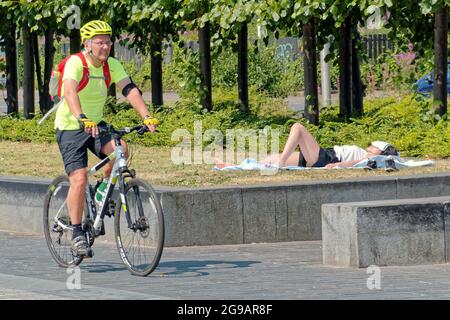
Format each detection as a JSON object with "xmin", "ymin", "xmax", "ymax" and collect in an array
[{"xmin": 118, "ymin": 177, "xmax": 135, "ymax": 230}]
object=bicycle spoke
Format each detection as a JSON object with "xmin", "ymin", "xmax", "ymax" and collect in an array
[
  {"xmin": 44, "ymin": 176, "xmax": 84, "ymax": 268},
  {"xmin": 115, "ymin": 178, "xmax": 164, "ymax": 276}
]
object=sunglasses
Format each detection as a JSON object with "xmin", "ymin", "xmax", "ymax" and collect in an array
[{"xmin": 91, "ymin": 41, "xmax": 113, "ymax": 47}]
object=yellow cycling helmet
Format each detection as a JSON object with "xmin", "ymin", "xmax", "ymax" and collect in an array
[{"xmin": 80, "ymin": 20, "xmax": 112, "ymax": 43}]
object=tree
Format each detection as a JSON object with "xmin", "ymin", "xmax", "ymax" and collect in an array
[
  {"xmin": 0, "ymin": 4, "xmax": 19, "ymax": 114},
  {"xmin": 302, "ymin": 18, "xmax": 318, "ymax": 124},
  {"xmin": 124, "ymin": 0, "xmax": 182, "ymax": 107},
  {"xmin": 197, "ymin": 0, "xmax": 285, "ymax": 113},
  {"xmin": 25, "ymin": 1, "xmax": 75, "ymax": 115},
  {"xmin": 301, "ymin": 1, "xmax": 397, "ymax": 120},
  {"xmin": 199, "ymin": 22, "xmax": 212, "ymax": 111},
  {"xmin": 23, "ymin": 21, "xmax": 34, "ymax": 119},
  {"xmin": 1, "ymin": 0, "xmax": 95, "ymax": 116},
  {"xmin": 432, "ymin": 4, "xmax": 448, "ymax": 115},
  {"xmin": 237, "ymin": 23, "xmax": 248, "ymax": 113},
  {"xmin": 175, "ymin": 0, "xmax": 214, "ymax": 110},
  {"xmin": 338, "ymin": 15, "xmax": 352, "ymax": 121},
  {"xmin": 372, "ymin": 0, "xmax": 448, "ymax": 116}
]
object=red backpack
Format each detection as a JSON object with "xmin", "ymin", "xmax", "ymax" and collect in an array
[{"xmin": 50, "ymin": 52, "xmax": 111, "ymax": 100}]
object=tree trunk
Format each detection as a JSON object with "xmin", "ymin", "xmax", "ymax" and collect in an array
[
  {"xmin": 41, "ymin": 28, "xmax": 55, "ymax": 114},
  {"xmin": 199, "ymin": 22, "xmax": 212, "ymax": 111},
  {"xmin": 351, "ymin": 28, "xmax": 364, "ymax": 117},
  {"xmin": 108, "ymin": 41, "xmax": 116, "ymax": 98},
  {"xmin": 302, "ymin": 19, "xmax": 319, "ymax": 125},
  {"xmin": 23, "ymin": 23, "xmax": 35, "ymax": 119},
  {"xmin": 5, "ymin": 21, "xmax": 18, "ymax": 114},
  {"xmin": 151, "ymin": 23, "xmax": 163, "ymax": 106},
  {"xmin": 33, "ymin": 33, "xmax": 44, "ymax": 115},
  {"xmin": 433, "ymin": 5, "xmax": 448, "ymax": 116},
  {"xmin": 338, "ymin": 16, "xmax": 352, "ymax": 121},
  {"xmin": 238, "ymin": 23, "xmax": 249, "ymax": 114},
  {"xmin": 70, "ymin": 28, "xmax": 81, "ymax": 54}
]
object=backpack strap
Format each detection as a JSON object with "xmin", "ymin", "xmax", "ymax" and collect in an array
[
  {"xmin": 57, "ymin": 52, "xmax": 111, "ymax": 97},
  {"xmin": 56, "ymin": 52, "xmax": 90, "ymax": 97},
  {"xmin": 102, "ymin": 60, "xmax": 111, "ymax": 88},
  {"xmin": 56, "ymin": 55, "xmax": 71, "ymax": 97},
  {"xmin": 75, "ymin": 52, "xmax": 111, "ymax": 90},
  {"xmin": 75, "ymin": 52, "xmax": 90, "ymax": 92}
]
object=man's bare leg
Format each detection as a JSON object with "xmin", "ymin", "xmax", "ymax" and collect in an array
[
  {"xmin": 67, "ymin": 168, "xmax": 89, "ymax": 256},
  {"xmin": 67, "ymin": 168, "xmax": 88, "ymax": 225}
]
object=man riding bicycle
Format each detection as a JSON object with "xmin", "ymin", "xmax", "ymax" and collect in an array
[{"xmin": 54, "ymin": 20, "xmax": 158, "ymax": 257}]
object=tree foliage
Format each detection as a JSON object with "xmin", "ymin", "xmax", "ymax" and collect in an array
[{"xmin": 0, "ymin": 0, "xmax": 448, "ymax": 117}]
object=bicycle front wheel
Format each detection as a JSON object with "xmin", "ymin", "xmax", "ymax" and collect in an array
[
  {"xmin": 115, "ymin": 178, "xmax": 165, "ymax": 276},
  {"xmin": 43, "ymin": 175, "xmax": 84, "ymax": 267}
]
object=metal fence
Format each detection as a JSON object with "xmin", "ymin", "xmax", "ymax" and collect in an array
[
  {"xmin": 57, "ymin": 33, "xmax": 393, "ymax": 64},
  {"xmin": 361, "ymin": 34, "xmax": 394, "ymax": 60}
]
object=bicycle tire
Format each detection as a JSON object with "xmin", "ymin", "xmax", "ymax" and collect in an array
[
  {"xmin": 43, "ymin": 175, "xmax": 84, "ymax": 268},
  {"xmin": 114, "ymin": 178, "xmax": 164, "ymax": 276}
]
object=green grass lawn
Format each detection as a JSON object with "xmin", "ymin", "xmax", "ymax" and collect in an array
[{"xmin": 1, "ymin": 140, "xmax": 449, "ymax": 188}]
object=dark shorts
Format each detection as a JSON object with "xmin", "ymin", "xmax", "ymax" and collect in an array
[
  {"xmin": 298, "ymin": 147, "xmax": 339, "ymax": 167},
  {"xmin": 56, "ymin": 123, "xmax": 113, "ymax": 175}
]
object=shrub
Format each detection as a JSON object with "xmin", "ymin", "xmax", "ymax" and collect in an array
[{"xmin": 1, "ymin": 94, "xmax": 448, "ymax": 159}]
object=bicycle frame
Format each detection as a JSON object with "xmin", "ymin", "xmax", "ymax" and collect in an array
[{"xmin": 85, "ymin": 134, "xmax": 134, "ymax": 235}]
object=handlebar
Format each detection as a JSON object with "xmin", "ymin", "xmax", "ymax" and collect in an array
[{"xmin": 98, "ymin": 124, "xmax": 149, "ymax": 137}]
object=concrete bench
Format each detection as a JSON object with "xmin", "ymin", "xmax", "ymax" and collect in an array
[{"xmin": 321, "ymin": 197, "xmax": 450, "ymax": 268}]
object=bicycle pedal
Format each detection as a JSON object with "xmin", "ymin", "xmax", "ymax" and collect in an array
[
  {"xmin": 105, "ymin": 211, "xmax": 114, "ymax": 218},
  {"xmin": 99, "ymin": 223, "xmax": 106, "ymax": 235},
  {"xmin": 106, "ymin": 200, "xmax": 116, "ymax": 218},
  {"xmin": 85, "ymin": 249, "xmax": 94, "ymax": 259}
]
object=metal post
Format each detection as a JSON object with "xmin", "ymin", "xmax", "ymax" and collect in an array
[{"xmin": 320, "ymin": 39, "xmax": 332, "ymax": 106}]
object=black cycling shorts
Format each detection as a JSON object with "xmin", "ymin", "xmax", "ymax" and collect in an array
[
  {"xmin": 298, "ymin": 147, "xmax": 339, "ymax": 167},
  {"xmin": 56, "ymin": 123, "xmax": 113, "ymax": 175}
]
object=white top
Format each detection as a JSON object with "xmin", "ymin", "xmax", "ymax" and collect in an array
[{"xmin": 333, "ymin": 145, "xmax": 368, "ymax": 162}]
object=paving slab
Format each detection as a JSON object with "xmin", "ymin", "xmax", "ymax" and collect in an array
[{"xmin": 2, "ymin": 231, "xmax": 450, "ymax": 300}]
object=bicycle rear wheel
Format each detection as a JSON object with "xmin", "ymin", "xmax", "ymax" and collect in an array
[
  {"xmin": 115, "ymin": 178, "xmax": 164, "ymax": 276},
  {"xmin": 43, "ymin": 175, "xmax": 84, "ymax": 267}
]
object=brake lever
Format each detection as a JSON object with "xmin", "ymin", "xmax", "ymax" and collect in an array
[
  {"xmin": 137, "ymin": 126, "xmax": 149, "ymax": 135},
  {"xmin": 98, "ymin": 124, "xmax": 112, "ymax": 135}
]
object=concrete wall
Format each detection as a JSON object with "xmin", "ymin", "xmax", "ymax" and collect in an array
[
  {"xmin": 2, "ymin": 173, "xmax": 450, "ymax": 247},
  {"xmin": 322, "ymin": 197, "xmax": 450, "ymax": 267}
]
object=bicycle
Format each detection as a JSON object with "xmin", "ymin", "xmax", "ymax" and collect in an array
[{"xmin": 43, "ymin": 124, "xmax": 164, "ymax": 276}]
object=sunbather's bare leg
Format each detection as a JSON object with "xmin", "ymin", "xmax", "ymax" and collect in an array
[
  {"xmin": 260, "ymin": 152, "xmax": 300, "ymax": 166},
  {"xmin": 260, "ymin": 154, "xmax": 279, "ymax": 165},
  {"xmin": 214, "ymin": 158, "xmax": 235, "ymax": 169},
  {"xmin": 277, "ymin": 123, "xmax": 320, "ymax": 167}
]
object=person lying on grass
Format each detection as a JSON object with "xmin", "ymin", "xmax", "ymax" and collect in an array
[{"xmin": 215, "ymin": 123, "xmax": 399, "ymax": 169}]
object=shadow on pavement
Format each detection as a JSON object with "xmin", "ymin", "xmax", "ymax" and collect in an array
[
  {"xmin": 156, "ymin": 260, "xmax": 261, "ymax": 277},
  {"xmin": 81, "ymin": 262, "xmax": 128, "ymax": 273}
]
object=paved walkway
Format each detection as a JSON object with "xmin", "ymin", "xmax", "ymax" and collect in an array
[
  {"xmin": 0, "ymin": 90, "xmax": 341, "ymax": 115},
  {"xmin": 0, "ymin": 90, "xmax": 182, "ymax": 114},
  {"xmin": 2, "ymin": 231, "xmax": 450, "ymax": 300}
]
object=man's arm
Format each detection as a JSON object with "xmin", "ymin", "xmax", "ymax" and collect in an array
[
  {"xmin": 325, "ymin": 159, "xmax": 362, "ymax": 169},
  {"xmin": 64, "ymin": 79, "xmax": 84, "ymax": 119},
  {"xmin": 64, "ymin": 79, "xmax": 98, "ymax": 136},
  {"xmin": 325, "ymin": 152, "xmax": 379, "ymax": 169},
  {"xmin": 117, "ymin": 78, "xmax": 157, "ymax": 132}
]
